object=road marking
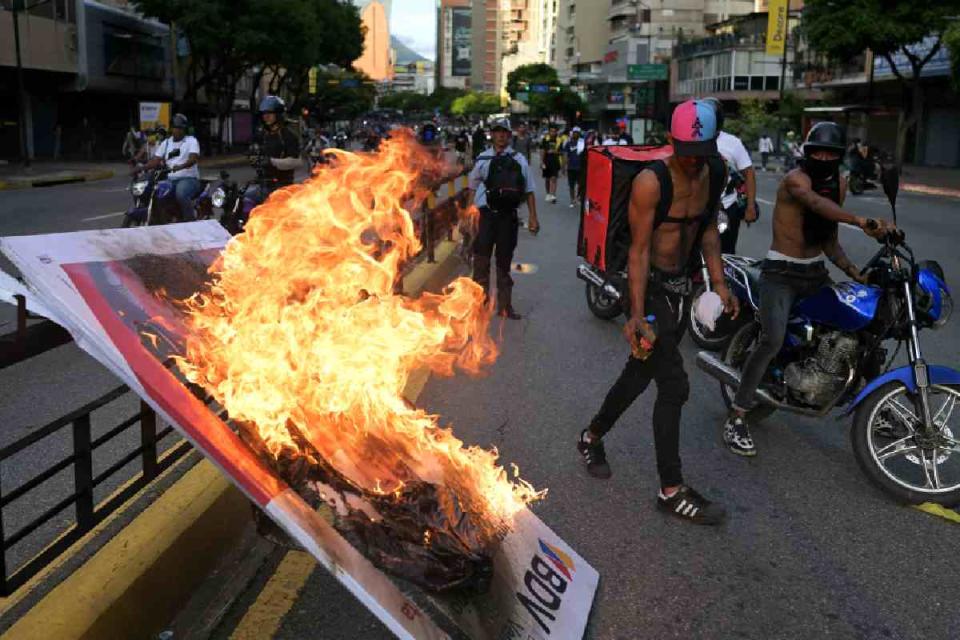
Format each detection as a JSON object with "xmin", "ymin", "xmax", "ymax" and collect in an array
[
  {"xmin": 229, "ymin": 551, "xmax": 317, "ymax": 640},
  {"xmin": 82, "ymin": 211, "xmax": 126, "ymax": 221},
  {"xmin": 757, "ymin": 198, "xmax": 774, "ymax": 206},
  {"xmin": 913, "ymin": 503, "xmax": 960, "ymax": 524}
]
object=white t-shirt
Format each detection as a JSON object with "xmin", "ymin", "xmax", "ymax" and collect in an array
[
  {"xmin": 716, "ymin": 131, "xmax": 752, "ymax": 209},
  {"xmin": 154, "ymin": 135, "xmax": 201, "ymax": 179},
  {"xmin": 758, "ymin": 137, "xmax": 774, "ymax": 153}
]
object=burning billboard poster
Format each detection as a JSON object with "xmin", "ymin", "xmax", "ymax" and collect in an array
[{"xmin": 1, "ymin": 132, "xmax": 598, "ymax": 638}]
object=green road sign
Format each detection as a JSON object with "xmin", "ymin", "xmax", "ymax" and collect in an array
[{"xmin": 627, "ymin": 64, "xmax": 668, "ymax": 81}]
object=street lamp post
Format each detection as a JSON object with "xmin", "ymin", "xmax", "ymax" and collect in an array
[
  {"xmin": 10, "ymin": 0, "xmax": 30, "ymax": 167},
  {"xmin": 5, "ymin": 0, "xmax": 52, "ymax": 168}
]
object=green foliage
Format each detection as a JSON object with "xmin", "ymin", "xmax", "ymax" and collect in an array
[
  {"xmin": 946, "ymin": 22, "xmax": 960, "ymax": 89},
  {"xmin": 378, "ymin": 92, "xmax": 432, "ymax": 113},
  {"xmin": 429, "ymin": 87, "xmax": 468, "ymax": 114},
  {"xmin": 724, "ymin": 98, "xmax": 778, "ymax": 148},
  {"xmin": 131, "ymin": 0, "xmax": 363, "ymax": 105},
  {"xmin": 450, "ymin": 92, "xmax": 503, "ymax": 117},
  {"xmin": 802, "ymin": 0, "xmax": 960, "ymax": 63},
  {"xmin": 777, "ymin": 91, "xmax": 806, "ymax": 133},
  {"xmin": 504, "ymin": 63, "xmax": 583, "ymax": 118},
  {"xmin": 306, "ymin": 71, "xmax": 376, "ymax": 121},
  {"xmin": 505, "ymin": 63, "xmax": 559, "ymax": 97}
]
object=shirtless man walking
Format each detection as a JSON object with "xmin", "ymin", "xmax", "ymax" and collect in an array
[
  {"xmin": 577, "ymin": 100, "xmax": 738, "ymax": 525},
  {"xmin": 722, "ymin": 122, "xmax": 891, "ymax": 456}
]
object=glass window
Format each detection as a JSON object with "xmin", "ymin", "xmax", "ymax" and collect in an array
[
  {"xmin": 750, "ymin": 76, "xmax": 764, "ymax": 90},
  {"xmin": 734, "ymin": 76, "xmax": 749, "ymax": 90},
  {"xmin": 735, "ymin": 52, "xmax": 749, "ymax": 74},
  {"xmin": 103, "ymin": 24, "xmax": 165, "ymax": 80},
  {"xmin": 766, "ymin": 76, "xmax": 780, "ymax": 91}
]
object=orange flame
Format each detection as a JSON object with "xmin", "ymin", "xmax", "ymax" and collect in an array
[{"xmin": 176, "ymin": 132, "xmax": 543, "ymax": 536}]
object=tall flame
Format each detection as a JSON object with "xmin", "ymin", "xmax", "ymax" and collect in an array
[{"xmin": 176, "ymin": 132, "xmax": 543, "ymax": 534}]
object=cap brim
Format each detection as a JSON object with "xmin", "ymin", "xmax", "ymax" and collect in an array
[{"xmin": 672, "ymin": 139, "xmax": 719, "ymax": 157}]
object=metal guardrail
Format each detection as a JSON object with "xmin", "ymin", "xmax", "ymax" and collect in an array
[{"xmin": 0, "ymin": 388, "xmax": 192, "ymax": 595}]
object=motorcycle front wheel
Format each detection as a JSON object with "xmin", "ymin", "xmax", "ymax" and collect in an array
[
  {"xmin": 851, "ymin": 381, "xmax": 960, "ymax": 506},
  {"xmin": 585, "ymin": 282, "xmax": 624, "ymax": 320},
  {"xmin": 719, "ymin": 322, "xmax": 776, "ymax": 423},
  {"xmin": 687, "ymin": 282, "xmax": 742, "ymax": 352}
]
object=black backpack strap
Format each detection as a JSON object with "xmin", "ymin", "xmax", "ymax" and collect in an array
[
  {"xmin": 705, "ymin": 156, "xmax": 726, "ymax": 217},
  {"xmin": 648, "ymin": 160, "xmax": 673, "ymax": 229}
]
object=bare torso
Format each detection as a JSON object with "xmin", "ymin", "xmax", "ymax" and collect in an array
[
  {"xmin": 649, "ymin": 162, "xmax": 710, "ymax": 272},
  {"xmin": 771, "ymin": 168, "xmax": 847, "ymax": 258}
]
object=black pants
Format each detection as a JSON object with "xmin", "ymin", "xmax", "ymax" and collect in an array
[
  {"xmin": 720, "ymin": 204, "xmax": 743, "ymax": 254},
  {"xmin": 567, "ymin": 168, "xmax": 581, "ymax": 200},
  {"xmin": 734, "ymin": 261, "xmax": 829, "ymax": 410},
  {"xmin": 589, "ymin": 288, "xmax": 690, "ymax": 488},
  {"xmin": 472, "ymin": 206, "xmax": 519, "ymax": 310}
]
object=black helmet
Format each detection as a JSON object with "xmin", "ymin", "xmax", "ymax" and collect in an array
[
  {"xmin": 258, "ymin": 95, "xmax": 286, "ymax": 115},
  {"xmin": 171, "ymin": 113, "xmax": 189, "ymax": 129},
  {"xmin": 701, "ymin": 97, "xmax": 724, "ymax": 130},
  {"xmin": 803, "ymin": 121, "xmax": 846, "ymax": 156}
]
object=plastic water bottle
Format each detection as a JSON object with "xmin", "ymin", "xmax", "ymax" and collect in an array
[{"xmin": 632, "ymin": 314, "xmax": 658, "ymax": 361}]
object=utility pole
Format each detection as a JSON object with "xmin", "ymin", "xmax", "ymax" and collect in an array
[{"xmin": 11, "ymin": 0, "xmax": 31, "ymax": 167}]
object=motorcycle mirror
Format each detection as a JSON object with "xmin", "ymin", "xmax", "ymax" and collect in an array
[{"xmin": 881, "ymin": 164, "xmax": 899, "ymax": 212}]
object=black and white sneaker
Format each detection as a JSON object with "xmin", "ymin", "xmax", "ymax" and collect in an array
[
  {"xmin": 723, "ymin": 414, "xmax": 757, "ymax": 457},
  {"xmin": 656, "ymin": 485, "xmax": 726, "ymax": 525},
  {"xmin": 577, "ymin": 430, "xmax": 612, "ymax": 479}
]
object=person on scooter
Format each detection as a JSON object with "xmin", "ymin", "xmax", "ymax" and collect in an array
[
  {"xmin": 143, "ymin": 113, "xmax": 201, "ymax": 221},
  {"xmin": 577, "ymin": 99, "xmax": 738, "ymax": 525},
  {"xmin": 702, "ymin": 97, "xmax": 757, "ymax": 254},
  {"xmin": 722, "ymin": 122, "xmax": 893, "ymax": 457},
  {"xmin": 466, "ymin": 117, "xmax": 540, "ymax": 319},
  {"xmin": 255, "ymin": 95, "xmax": 301, "ymax": 196}
]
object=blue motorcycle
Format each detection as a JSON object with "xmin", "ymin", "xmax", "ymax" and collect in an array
[{"xmin": 697, "ymin": 169, "xmax": 960, "ymax": 505}]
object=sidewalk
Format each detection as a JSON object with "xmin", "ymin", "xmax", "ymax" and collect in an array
[
  {"xmin": 900, "ymin": 165, "xmax": 960, "ymax": 199},
  {"xmin": 0, "ymin": 155, "xmax": 249, "ymax": 191}
]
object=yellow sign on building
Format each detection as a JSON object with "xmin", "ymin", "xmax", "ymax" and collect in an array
[{"xmin": 765, "ymin": 0, "xmax": 789, "ymax": 56}]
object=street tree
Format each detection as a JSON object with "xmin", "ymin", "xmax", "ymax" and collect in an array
[
  {"xmin": 803, "ymin": 0, "xmax": 960, "ymax": 165},
  {"xmin": 946, "ymin": 22, "xmax": 960, "ymax": 89},
  {"xmin": 306, "ymin": 71, "xmax": 376, "ymax": 122},
  {"xmin": 131, "ymin": 0, "xmax": 363, "ymax": 149},
  {"xmin": 504, "ymin": 63, "xmax": 583, "ymax": 120},
  {"xmin": 724, "ymin": 98, "xmax": 778, "ymax": 149},
  {"xmin": 450, "ymin": 92, "xmax": 503, "ymax": 117}
]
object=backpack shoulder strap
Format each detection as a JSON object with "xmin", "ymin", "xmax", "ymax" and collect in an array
[
  {"xmin": 706, "ymin": 156, "xmax": 726, "ymax": 215},
  {"xmin": 648, "ymin": 160, "xmax": 673, "ymax": 229}
]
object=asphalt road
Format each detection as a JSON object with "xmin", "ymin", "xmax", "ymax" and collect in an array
[{"xmin": 211, "ymin": 161, "xmax": 960, "ymax": 639}]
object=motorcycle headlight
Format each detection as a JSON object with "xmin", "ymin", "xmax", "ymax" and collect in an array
[
  {"xmin": 131, "ymin": 181, "xmax": 148, "ymax": 196},
  {"xmin": 212, "ymin": 187, "xmax": 226, "ymax": 208}
]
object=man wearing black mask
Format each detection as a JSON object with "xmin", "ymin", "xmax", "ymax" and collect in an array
[{"xmin": 722, "ymin": 122, "xmax": 893, "ymax": 457}]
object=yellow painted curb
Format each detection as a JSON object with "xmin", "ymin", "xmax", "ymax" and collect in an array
[
  {"xmin": 3, "ymin": 460, "xmax": 248, "ymax": 640},
  {"xmin": 2, "ymin": 236, "xmax": 466, "ymax": 639},
  {"xmin": 913, "ymin": 503, "xmax": 960, "ymax": 524}
]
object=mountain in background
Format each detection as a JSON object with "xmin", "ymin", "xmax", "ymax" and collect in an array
[{"xmin": 391, "ymin": 35, "xmax": 430, "ymax": 65}]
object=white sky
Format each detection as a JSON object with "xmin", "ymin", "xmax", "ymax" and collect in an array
[{"xmin": 391, "ymin": 0, "xmax": 437, "ymax": 61}]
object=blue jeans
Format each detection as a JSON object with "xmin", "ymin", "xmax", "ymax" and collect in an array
[{"xmin": 171, "ymin": 177, "xmax": 201, "ymax": 221}]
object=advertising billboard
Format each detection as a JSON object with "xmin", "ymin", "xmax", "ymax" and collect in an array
[{"xmin": 451, "ymin": 8, "xmax": 471, "ymax": 77}]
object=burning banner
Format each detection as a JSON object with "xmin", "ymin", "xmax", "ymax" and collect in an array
[{"xmin": 0, "ymin": 134, "xmax": 597, "ymax": 638}]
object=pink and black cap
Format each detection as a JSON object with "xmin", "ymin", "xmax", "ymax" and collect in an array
[{"xmin": 670, "ymin": 99, "xmax": 719, "ymax": 157}]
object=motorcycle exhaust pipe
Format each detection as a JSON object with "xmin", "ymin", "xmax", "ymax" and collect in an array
[
  {"xmin": 576, "ymin": 264, "xmax": 621, "ymax": 300},
  {"xmin": 695, "ymin": 351, "xmax": 784, "ymax": 411}
]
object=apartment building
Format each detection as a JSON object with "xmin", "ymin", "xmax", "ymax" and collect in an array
[
  {"xmin": 470, "ymin": 0, "xmax": 558, "ymax": 99},
  {"xmin": 437, "ymin": 0, "xmax": 472, "ymax": 90}
]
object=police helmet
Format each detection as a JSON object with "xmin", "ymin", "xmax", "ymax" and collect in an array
[{"xmin": 258, "ymin": 95, "xmax": 286, "ymax": 115}]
